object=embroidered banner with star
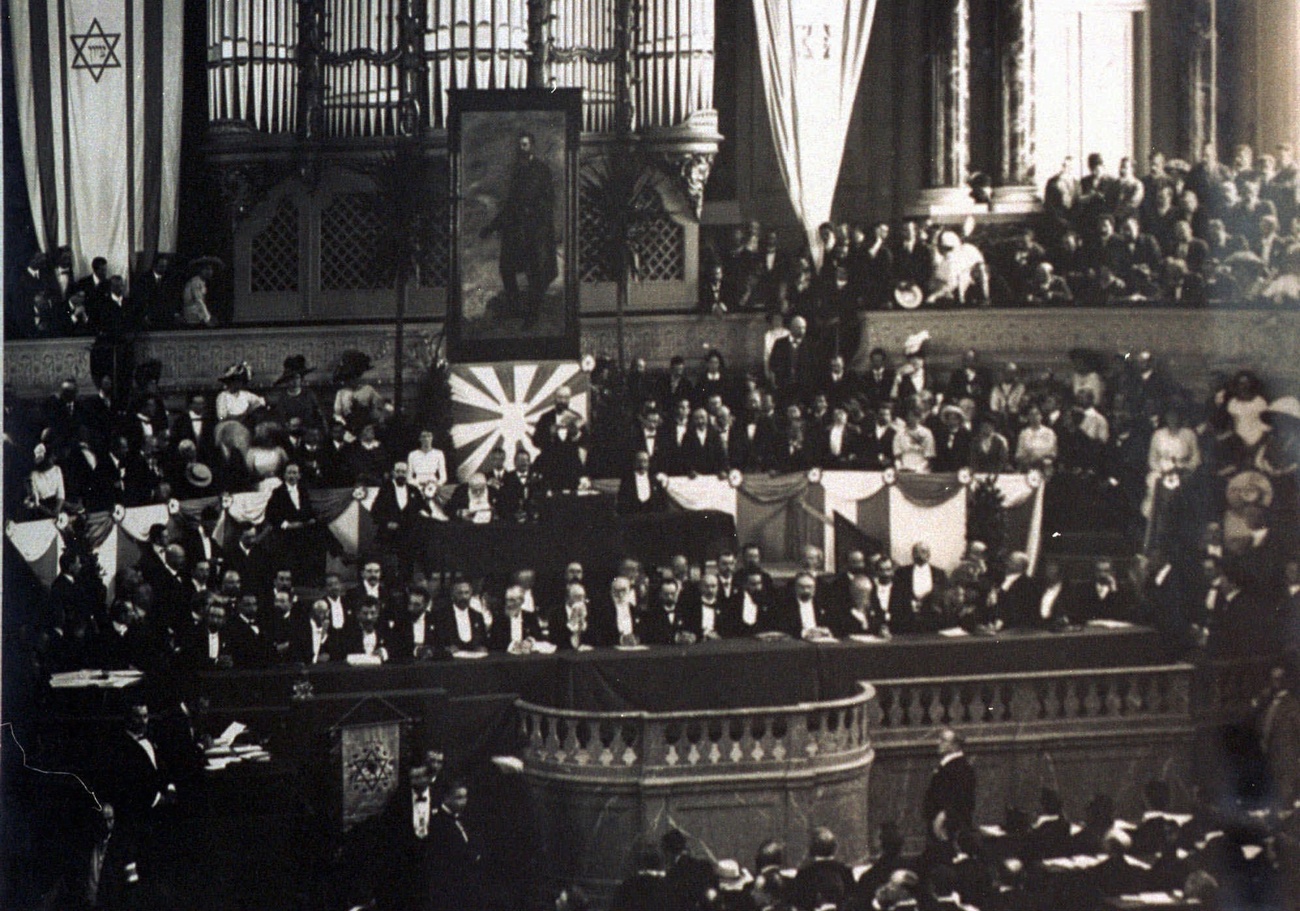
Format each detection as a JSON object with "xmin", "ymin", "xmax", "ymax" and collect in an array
[
  {"xmin": 9, "ymin": 1, "xmax": 183, "ymax": 280},
  {"xmin": 340, "ymin": 721, "xmax": 402, "ymax": 825}
]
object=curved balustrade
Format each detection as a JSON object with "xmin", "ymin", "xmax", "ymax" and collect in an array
[
  {"xmin": 517, "ymin": 682, "xmax": 875, "ymax": 779},
  {"xmin": 866, "ymin": 664, "xmax": 1194, "ymax": 747}
]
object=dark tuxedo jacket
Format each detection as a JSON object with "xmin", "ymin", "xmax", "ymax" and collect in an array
[
  {"xmin": 102, "ymin": 730, "xmax": 170, "ymax": 822},
  {"xmin": 616, "ymin": 471, "xmax": 670, "ymax": 514},
  {"xmin": 265, "ymin": 484, "xmax": 317, "ymax": 537},
  {"xmin": 657, "ymin": 421, "xmax": 692, "ymax": 475},
  {"xmin": 655, "ymin": 375, "xmax": 697, "ymax": 412},
  {"xmin": 993, "ymin": 574, "xmax": 1041, "ymax": 629},
  {"xmin": 894, "ymin": 241, "xmax": 933, "ymax": 287},
  {"xmin": 176, "ymin": 626, "xmax": 231, "ymax": 673},
  {"xmin": 337, "ymin": 623, "xmax": 392, "ymax": 661},
  {"xmin": 497, "ymin": 470, "xmax": 541, "ymax": 518},
  {"xmin": 820, "ymin": 372, "xmax": 862, "ymax": 411},
  {"xmin": 226, "ymin": 616, "xmax": 277, "ymax": 668},
  {"xmin": 768, "ymin": 336, "xmax": 816, "ymax": 395},
  {"xmin": 718, "ymin": 590, "xmax": 781, "ymax": 639},
  {"xmin": 772, "ymin": 438, "xmax": 816, "ymax": 473},
  {"xmin": 923, "ymin": 753, "xmax": 977, "ymax": 837},
  {"xmin": 424, "ymin": 807, "xmax": 484, "ymax": 907},
  {"xmin": 932, "ymin": 427, "xmax": 973, "ymax": 472},
  {"xmin": 370, "ymin": 481, "xmax": 426, "ymax": 540},
  {"xmin": 944, "ymin": 368, "xmax": 992, "ymax": 410},
  {"xmin": 1065, "ymin": 581, "xmax": 1133, "ymax": 623},
  {"xmin": 637, "ymin": 607, "xmax": 694, "ymax": 645},
  {"xmin": 433, "ymin": 605, "xmax": 489, "ymax": 652},
  {"xmin": 862, "ymin": 367, "xmax": 896, "ymax": 408},
  {"xmin": 289, "ymin": 616, "xmax": 337, "ymax": 665},
  {"xmin": 388, "ymin": 612, "xmax": 439, "ymax": 662},
  {"xmin": 860, "ymin": 424, "xmax": 896, "ymax": 470},
  {"xmin": 677, "ymin": 427, "xmax": 729, "ymax": 475},
  {"xmin": 444, "ymin": 483, "xmax": 498, "ymax": 522},
  {"xmin": 735, "ymin": 415, "xmax": 779, "ymax": 471},
  {"xmin": 487, "ymin": 611, "xmax": 543, "ymax": 652},
  {"xmin": 896, "ymin": 564, "xmax": 948, "ymax": 611},
  {"xmin": 820, "ymin": 424, "xmax": 862, "ymax": 469},
  {"xmin": 170, "ymin": 409, "xmax": 217, "ymax": 458},
  {"xmin": 371, "ymin": 787, "xmax": 442, "ymax": 911}
]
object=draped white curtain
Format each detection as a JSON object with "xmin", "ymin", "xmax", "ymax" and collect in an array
[
  {"xmin": 10, "ymin": 0, "xmax": 183, "ymax": 278},
  {"xmin": 750, "ymin": 0, "xmax": 878, "ymax": 265}
]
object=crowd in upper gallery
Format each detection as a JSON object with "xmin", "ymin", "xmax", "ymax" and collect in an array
[{"xmin": 701, "ymin": 142, "xmax": 1300, "ymax": 316}]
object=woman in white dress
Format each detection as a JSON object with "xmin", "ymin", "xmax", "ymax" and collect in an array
[
  {"xmin": 1143, "ymin": 406, "xmax": 1201, "ymax": 519},
  {"xmin": 27, "ymin": 443, "xmax": 65, "ymax": 518},
  {"xmin": 407, "ymin": 430, "xmax": 448, "ymax": 487},
  {"xmin": 1015, "ymin": 405, "xmax": 1058, "ymax": 471}
]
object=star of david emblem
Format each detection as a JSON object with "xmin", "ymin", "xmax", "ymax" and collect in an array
[
  {"xmin": 345, "ymin": 741, "xmax": 395, "ymax": 794},
  {"xmin": 70, "ymin": 19, "xmax": 122, "ymax": 83}
]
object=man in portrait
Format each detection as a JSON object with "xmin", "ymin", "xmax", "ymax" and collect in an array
[{"xmin": 480, "ymin": 131, "xmax": 558, "ymax": 327}]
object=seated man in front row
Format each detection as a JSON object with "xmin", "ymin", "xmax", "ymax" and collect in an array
[{"xmin": 446, "ymin": 472, "xmax": 497, "ymax": 523}]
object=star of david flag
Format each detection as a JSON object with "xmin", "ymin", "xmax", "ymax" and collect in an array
[
  {"xmin": 9, "ymin": 0, "xmax": 183, "ymax": 279},
  {"xmin": 450, "ymin": 362, "xmax": 590, "ymax": 481}
]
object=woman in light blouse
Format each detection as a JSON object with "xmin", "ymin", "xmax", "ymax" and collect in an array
[
  {"xmin": 28, "ymin": 443, "xmax": 65, "ymax": 518},
  {"xmin": 1143, "ymin": 406, "xmax": 1201, "ymax": 518},
  {"xmin": 1015, "ymin": 405, "xmax": 1058, "ymax": 470},
  {"xmin": 893, "ymin": 408, "xmax": 936, "ymax": 473},
  {"xmin": 407, "ymin": 430, "xmax": 448, "ymax": 487}
]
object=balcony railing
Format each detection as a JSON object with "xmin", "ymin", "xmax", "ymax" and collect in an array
[{"xmin": 517, "ymin": 682, "xmax": 875, "ymax": 779}]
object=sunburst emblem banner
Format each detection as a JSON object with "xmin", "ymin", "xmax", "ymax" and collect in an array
[{"xmin": 450, "ymin": 362, "xmax": 589, "ymax": 481}]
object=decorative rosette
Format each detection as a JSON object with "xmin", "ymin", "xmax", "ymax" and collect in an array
[
  {"xmin": 727, "ymin": 469, "xmax": 744, "ymax": 489},
  {"xmin": 580, "ymin": 354, "xmax": 596, "ymax": 373},
  {"xmin": 957, "ymin": 468, "xmax": 973, "ymax": 486},
  {"xmin": 577, "ymin": 476, "xmax": 592, "ymax": 492},
  {"xmin": 1161, "ymin": 472, "xmax": 1181, "ymax": 491},
  {"xmin": 56, "ymin": 512, "xmax": 70, "ymax": 530},
  {"xmin": 221, "ymin": 492, "xmax": 234, "ymax": 510},
  {"xmin": 5, "ymin": 520, "xmax": 15, "ymax": 538},
  {"xmin": 1026, "ymin": 469, "xmax": 1043, "ymax": 489},
  {"xmin": 421, "ymin": 481, "xmax": 439, "ymax": 499},
  {"xmin": 168, "ymin": 498, "xmax": 181, "ymax": 515},
  {"xmin": 352, "ymin": 486, "xmax": 367, "ymax": 501},
  {"xmin": 806, "ymin": 467, "xmax": 822, "ymax": 484},
  {"xmin": 112, "ymin": 504, "xmax": 127, "ymax": 523},
  {"xmin": 882, "ymin": 467, "xmax": 897, "ymax": 485}
]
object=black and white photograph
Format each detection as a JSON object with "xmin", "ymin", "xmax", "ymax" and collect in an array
[{"xmin": 2, "ymin": 0, "xmax": 1300, "ymax": 910}]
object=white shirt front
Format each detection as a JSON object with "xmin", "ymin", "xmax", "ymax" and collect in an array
[
  {"xmin": 362, "ymin": 630, "xmax": 378, "ymax": 655},
  {"xmin": 454, "ymin": 607, "xmax": 473, "ymax": 643},
  {"xmin": 829, "ymin": 425, "xmax": 844, "ymax": 456},
  {"xmin": 614, "ymin": 599, "xmax": 635, "ymax": 637},
  {"xmin": 411, "ymin": 789, "xmax": 431, "ymax": 838},
  {"xmin": 912, "ymin": 564, "xmax": 933, "ymax": 600},
  {"xmin": 742, "ymin": 593, "xmax": 759, "ymax": 627},
  {"xmin": 635, "ymin": 472, "xmax": 651, "ymax": 502},
  {"xmin": 328, "ymin": 597, "xmax": 346, "ymax": 630},
  {"xmin": 407, "ymin": 448, "xmax": 447, "ymax": 486},
  {"xmin": 1040, "ymin": 583, "xmax": 1062, "ymax": 619},
  {"xmin": 509, "ymin": 613, "xmax": 524, "ymax": 643},
  {"xmin": 208, "ymin": 631, "xmax": 221, "ymax": 659},
  {"xmin": 312, "ymin": 622, "xmax": 329, "ymax": 661},
  {"xmin": 798, "ymin": 598, "xmax": 818, "ymax": 631},
  {"xmin": 130, "ymin": 733, "xmax": 158, "ymax": 769},
  {"xmin": 699, "ymin": 600, "xmax": 717, "ymax": 636},
  {"xmin": 287, "ymin": 485, "xmax": 300, "ymax": 509},
  {"xmin": 411, "ymin": 614, "xmax": 427, "ymax": 646},
  {"xmin": 394, "ymin": 483, "xmax": 409, "ymax": 510}
]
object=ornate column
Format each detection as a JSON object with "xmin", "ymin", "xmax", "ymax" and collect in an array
[
  {"xmin": 992, "ymin": 0, "xmax": 1038, "ymax": 211},
  {"xmin": 1184, "ymin": 0, "xmax": 1216, "ymax": 164},
  {"xmin": 915, "ymin": 0, "xmax": 974, "ymax": 215}
]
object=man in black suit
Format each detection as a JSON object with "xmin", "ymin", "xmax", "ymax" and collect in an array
[
  {"xmin": 720, "ymin": 569, "xmax": 777, "ymax": 639},
  {"xmin": 944, "ymin": 349, "xmax": 991, "ymax": 412},
  {"xmin": 895, "ymin": 220, "xmax": 933, "ymax": 288},
  {"xmin": 498, "ymin": 449, "xmax": 542, "ymax": 520},
  {"xmin": 661, "ymin": 828, "xmax": 719, "ymax": 911},
  {"xmin": 387, "ymin": 587, "xmax": 438, "ymax": 663},
  {"xmin": 639, "ymin": 578, "xmax": 695, "ymax": 645},
  {"xmin": 736, "ymin": 391, "xmax": 778, "ymax": 472},
  {"xmin": 445, "ymin": 472, "xmax": 498, "ymax": 523},
  {"xmin": 655, "ymin": 356, "xmax": 696, "ymax": 413},
  {"xmin": 617, "ymin": 450, "xmax": 670, "ymax": 514},
  {"xmin": 177, "ymin": 597, "xmax": 234, "ymax": 672},
  {"xmin": 897, "ymin": 543, "xmax": 947, "ymax": 616},
  {"xmin": 791, "ymin": 827, "xmax": 856, "ymax": 911},
  {"xmin": 371, "ymin": 762, "xmax": 443, "ymax": 911},
  {"xmin": 369, "ymin": 461, "xmax": 425, "ymax": 579},
  {"xmin": 820, "ymin": 406, "xmax": 862, "ymax": 469},
  {"xmin": 782, "ymin": 571, "xmax": 835, "ymax": 640},
  {"xmin": 180, "ymin": 503, "xmax": 225, "ymax": 582},
  {"xmin": 133, "ymin": 253, "xmax": 175, "ymax": 328},
  {"xmin": 861, "ymin": 348, "xmax": 895, "ymax": 410},
  {"xmin": 1067, "ymin": 558, "xmax": 1132, "ymax": 623},
  {"xmin": 435, "ymin": 581, "xmax": 489, "ymax": 653},
  {"xmin": 226, "ymin": 594, "xmax": 276, "ymax": 668},
  {"xmin": 611, "ymin": 847, "xmax": 669, "ymax": 911},
  {"xmin": 345, "ymin": 560, "xmax": 391, "ymax": 621},
  {"xmin": 713, "ymin": 407, "xmax": 749, "ymax": 473},
  {"xmin": 678, "ymin": 407, "xmax": 729, "ymax": 476},
  {"xmin": 339, "ymin": 598, "xmax": 390, "ymax": 662},
  {"xmin": 425, "ymin": 781, "xmax": 484, "ymax": 908},
  {"xmin": 989, "ymin": 552, "xmax": 1038, "ymax": 629},
  {"xmin": 767, "ymin": 316, "xmax": 815, "ymax": 405},
  {"xmin": 291, "ymin": 598, "xmax": 336, "ymax": 665},
  {"xmin": 873, "ymin": 557, "xmax": 916, "ymax": 635},
  {"xmin": 488, "ymin": 585, "xmax": 545, "ymax": 652},
  {"xmin": 100, "ymin": 703, "xmax": 178, "ymax": 895},
  {"xmin": 629, "ymin": 409, "xmax": 667, "ymax": 474},
  {"xmin": 861, "ymin": 402, "xmax": 897, "ymax": 470},
  {"xmin": 264, "ymin": 463, "xmax": 324, "ymax": 586},
  {"xmin": 923, "ymin": 728, "xmax": 978, "ymax": 848},
  {"xmin": 657, "ymin": 397, "xmax": 694, "ymax": 476}
]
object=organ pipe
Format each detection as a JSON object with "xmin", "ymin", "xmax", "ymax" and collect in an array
[{"xmin": 205, "ymin": 0, "xmax": 713, "ymax": 136}]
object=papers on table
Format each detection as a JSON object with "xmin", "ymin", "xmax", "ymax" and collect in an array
[
  {"xmin": 1042, "ymin": 854, "xmax": 1107, "ymax": 871},
  {"xmin": 49, "ymin": 670, "xmax": 144, "ymax": 689},
  {"xmin": 213, "ymin": 722, "xmax": 247, "ymax": 749},
  {"xmin": 849, "ymin": 634, "xmax": 889, "ymax": 644},
  {"xmin": 1117, "ymin": 893, "xmax": 1181, "ymax": 905},
  {"xmin": 203, "ymin": 740, "xmax": 270, "ymax": 772},
  {"xmin": 451, "ymin": 650, "xmax": 488, "ymax": 659},
  {"xmin": 531, "ymin": 641, "xmax": 557, "ymax": 655},
  {"xmin": 1086, "ymin": 619, "xmax": 1134, "ymax": 629},
  {"xmin": 345, "ymin": 654, "xmax": 383, "ymax": 666},
  {"xmin": 938, "ymin": 627, "xmax": 970, "ymax": 637},
  {"xmin": 614, "ymin": 644, "xmax": 649, "ymax": 651}
]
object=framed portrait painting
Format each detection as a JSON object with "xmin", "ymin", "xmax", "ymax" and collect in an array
[{"xmin": 448, "ymin": 88, "xmax": 582, "ymax": 362}]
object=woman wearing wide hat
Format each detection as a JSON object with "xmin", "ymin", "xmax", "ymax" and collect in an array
[
  {"xmin": 272, "ymin": 354, "xmax": 326, "ymax": 431},
  {"xmin": 333, "ymin": 349, "xmax": 391, "ymax": 432},
  {"xmin": 215, "ymin": 362, "xmax": 266, "ymax": 424}
]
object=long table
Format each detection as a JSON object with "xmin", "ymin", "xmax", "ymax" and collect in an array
[{"xmin": 189, "ymin": 625, "xmax": 1165, "ymax": 715}]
